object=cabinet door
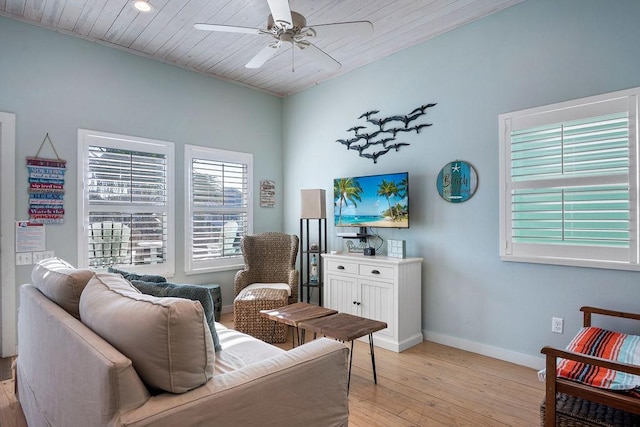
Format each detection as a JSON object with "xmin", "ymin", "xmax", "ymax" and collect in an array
[
  {"xmin": 359, "ymin": 278, "xmax": 394, "ymax": 339},
  {"xmin": 325, "ymin": 274, "xmax": 359, "ymax": 315}
]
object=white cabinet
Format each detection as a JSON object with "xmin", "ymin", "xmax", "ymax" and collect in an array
[{"xmin": 322, "ymin": 253, "xmax": 423, "ymax": 352}]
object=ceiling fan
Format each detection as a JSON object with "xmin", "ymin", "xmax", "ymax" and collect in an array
[{"xmin": 194, "ymin": 0, "xmax": 374, "ymax": 71}]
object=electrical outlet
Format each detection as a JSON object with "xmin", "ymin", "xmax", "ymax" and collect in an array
[
  {"xmin": 552, "ymin": 317, "xmax": 564, "ymax": 334},
  {"xmin": 16, "ymin": 252, "xmax": 33, "ymax": 266}
]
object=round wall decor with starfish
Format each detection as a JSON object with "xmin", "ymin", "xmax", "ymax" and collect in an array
[{"xmin": 436, "ymin": 160, "xmax": 478, "ymax": 203}]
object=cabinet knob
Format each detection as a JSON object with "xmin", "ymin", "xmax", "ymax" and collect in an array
[
  {"xmin": 337, "ymin": 265, "xmax": 345, "ymax": 270},
  {"xmin": 356, "ymin": 302, "xmax": 361, "ymax": 306},
  {"xmin": 353, "ymin": 301, "xmax": 357, "ymax": 305},
  {"xmin": 371, "ymin": 269, "xmax": 380, "ymax": 275}
]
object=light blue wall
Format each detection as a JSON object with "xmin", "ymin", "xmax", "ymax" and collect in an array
[
  {"xmin": 282, "ymin": 0, "xmax": 640, "ymax": 366},
  {"xmin": 3, "ymin": 0, "xmax": 640, "ymax": 367},
  {"xmin": 0, "ymin": 16, "xmax": 283, "ymax": 309}
]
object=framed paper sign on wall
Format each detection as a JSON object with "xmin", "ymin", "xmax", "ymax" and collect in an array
[{"xmin": 436, "ymin": 160, "xmax": 478, "ymax": 203}]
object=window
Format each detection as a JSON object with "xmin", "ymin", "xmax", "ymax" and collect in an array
[
  {"xmin": 499, "ymin": 88, "xmax": 639, "ymax": 270},
  {"xmin": 185, "ymin": 145, "xmax": 253, "ymax": 272},
  {"xmin": 77, "ymin": 129, "xmax": 174, "ymax": 276}
]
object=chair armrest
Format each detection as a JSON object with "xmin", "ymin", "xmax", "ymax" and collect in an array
[
  {"xmin": 542, "ymin": 346, "xmax": 640, "ymax": 376},
  {"xmin": 234, "ymin": 269, "xmax": 253, "ymax": 296},
  {"xmin": 580, "ymin": 306, "xmax": 640, "ymax": 327},
  {"xmin": 288, "ymin": 269, "xmax": 299, "ymax": 301},
  {"xmin": 541, "ymin": 345, "xmax": 640, "ymax": 425}
]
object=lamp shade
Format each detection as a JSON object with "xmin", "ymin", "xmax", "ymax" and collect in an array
[{"xmin": 301, "ymin": 189, "xmax": 326, "ymax": 219}]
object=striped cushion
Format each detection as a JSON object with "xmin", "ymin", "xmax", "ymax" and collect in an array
[{"xmin": 558, "ymin": 327, "xmax": 640, "ymax": 391}]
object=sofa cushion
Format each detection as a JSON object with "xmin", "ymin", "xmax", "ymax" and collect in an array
[
  {"xmin": 130, "ymin": 280, "xmax": 221, "ymax": 352},
  {"xmin": 242, "ymin": 282, "xmax": 292, "ymax": 296},
  {"xmin": 214, "ymin": 326, "xmax": 284, "ymax": 374},
  {"xmin": 31, "ymin": 257, "xmax": 94, "ymax": 319},
  {"xmin": 79, "ymin": 273, "xmax": 214, "ymax": 393},
  {"xmin": 107, "ymin": 266, "xmax": 167, "ymax": 283}
]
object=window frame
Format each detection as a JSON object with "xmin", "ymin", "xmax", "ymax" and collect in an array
[
  {"xmin": 499, "ymin": 87, "xmax": 640, "ymax": 271},
  {"xmin": 184, "ymin": 144, "xmax": 253, "ymax": 274},
  {"xmin": 77, "ymin": 129, "xmax": 175, "ymax": 276}
]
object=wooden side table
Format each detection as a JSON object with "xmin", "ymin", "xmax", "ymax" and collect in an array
[
  {"xmin": 260, "ymin": 302, "xmax": 337, "ymax": 346},
  {"xmin": 299, "ymin": 312, "xmax": 387, "ymax": 389}
]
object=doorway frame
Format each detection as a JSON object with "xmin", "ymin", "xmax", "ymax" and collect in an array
[{"xmin": 1, "ymin": 112, "xmax": 16, "ymax": 357}]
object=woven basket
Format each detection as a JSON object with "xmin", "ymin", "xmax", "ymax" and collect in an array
[
  {"xmin": 234, "ymin": 287, "xmax": 289, "ymax": 343},
  {"xmin": 540, "ymin": 393, "xmax": 640, "ymax": 426}
]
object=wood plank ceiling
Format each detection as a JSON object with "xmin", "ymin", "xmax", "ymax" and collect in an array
[{"xmin": 1, "ymin": 0, "xmax": 523, "ymax": 97}]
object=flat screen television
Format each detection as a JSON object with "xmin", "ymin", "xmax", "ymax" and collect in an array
[{"xmin": 334, "ymin": 172, "xmax": 409, "ymax": 229}]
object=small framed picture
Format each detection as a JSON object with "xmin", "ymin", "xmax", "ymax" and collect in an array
[{"xmin": 260, "ymin": 180, "xmax": 275, "ymax": 208}]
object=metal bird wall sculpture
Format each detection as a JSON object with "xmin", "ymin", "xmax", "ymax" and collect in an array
[
  {"xmin": 387, "ymin": 142, "xmax": 410, "ymax": 152},
  {"xmin": 360, "ymin": 148, "xmax": 391, "ymax": 164},
  {"xmin": 334, "ymin": 103, "xmax": 436, "ymax": 163}
]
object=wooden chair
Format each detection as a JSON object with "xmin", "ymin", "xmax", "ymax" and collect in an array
[
  {"xmin": 233, "ymin": 232, "xmax": 299, "ymax": 342},
  {"xmin": 541, "ymin": 306, "xmax": 640, "ymax": 426}
]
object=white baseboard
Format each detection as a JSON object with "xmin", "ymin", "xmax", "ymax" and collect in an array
[
  {"xmin": 216, "ymin": 309, "xmax": 545, "ymax": 370},
  {"xmin": 423, "ymin": 330, "xmax": 545, "ymax": 371}
]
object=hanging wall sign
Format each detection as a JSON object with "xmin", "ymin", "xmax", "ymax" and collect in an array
[
  {"xmin": 27, "ymin": 133, "xmax": 66, "ymax": 224},
  {"xmin": 436, "ymin": 160, "xmax": 478, "ymax": 203}
]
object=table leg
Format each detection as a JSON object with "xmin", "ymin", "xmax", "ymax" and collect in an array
[
  {"xmin": 369, "ymin": 333, "xmax": 377, "ymax": 384},
  {"xmin": 300, "ymin": 328, "xmax": 306, "ymax": 345},
  {"xmin": 348, "ymin": 340, "xmax": 354, "ymax": 391},
  {"xmin": 270, "ymin": 321, "xmax": 276, "ymax": 344}
]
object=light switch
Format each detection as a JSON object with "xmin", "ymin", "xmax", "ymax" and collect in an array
[{"xmin": 16, "ymin": 252, "xmax": 33, "ymax": 265}]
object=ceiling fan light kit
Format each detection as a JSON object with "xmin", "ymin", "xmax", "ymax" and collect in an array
[
  {"xmin": 194, "ymin": 0, "xmax": 373, "ymax": 71},
  {"xmin": 132, "ymin": 0, "xmax": 153, "ymax": 13}
]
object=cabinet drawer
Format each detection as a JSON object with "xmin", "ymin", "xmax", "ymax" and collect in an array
[
  {"xmin": 358, "ymin": 264, "xmax": 395, "ymax": 280},
  {"xmin": 327, "ymin": 260, "xmax": 358, "ymax": 274}
]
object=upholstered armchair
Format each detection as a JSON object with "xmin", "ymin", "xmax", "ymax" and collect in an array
[{"xmin": 234, "ymin": 232, "xmax": 300, "ymax": 304}]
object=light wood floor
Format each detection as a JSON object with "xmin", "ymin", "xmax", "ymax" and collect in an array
[{"xmin": 0, "ymin": 313, "xmax": 544, "ymax": 426}]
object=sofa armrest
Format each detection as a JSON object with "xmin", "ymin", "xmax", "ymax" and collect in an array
[
  {"xmin": 121, "ymin": 338, "xmax": 349, "ymax": 427},
  {"xmin": 17, "ymin": 284, "xmax": 150, "ymax": 427}
]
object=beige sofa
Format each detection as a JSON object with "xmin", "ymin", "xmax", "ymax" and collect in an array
[{"xmin": 16, "ymin": 260, "xmax": 349, "ymax": 426}]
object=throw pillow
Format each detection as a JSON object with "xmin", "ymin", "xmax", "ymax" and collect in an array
[
  {"xmin": 31, "ymin": 257, "xmax": 94, "ymax": 319},
  {"xmin": 130, "ymin": 280, "xmax": 221, "ymax": 352},
  {"xmin": 80, "ymin": 273, "xmax": 215, "ymax": 394},
  {"xmin": 107, "ymin": 267, "xmax": 167, "ymax": 283}
]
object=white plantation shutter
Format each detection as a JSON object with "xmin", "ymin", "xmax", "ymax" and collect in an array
[
  {"xmin": 78, "ymin": 130, "xmax": 174, "ymax": 275},
  {"xmin": 499, "ymin": 88, "xmax": 640, "ymax": 270},
  {"xmin": 185, "ymin": 145, "xmax": 253, "ymax": 272}
]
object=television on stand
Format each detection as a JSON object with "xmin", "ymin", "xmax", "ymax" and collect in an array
[{"xmin": 333, "ymin": 171, "xmax": 409, "ymax": 231}]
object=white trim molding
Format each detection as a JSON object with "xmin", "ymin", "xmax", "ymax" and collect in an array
[
  {"xmin": 1, "ymin": 112, "xmax": 17, "ymax": 357},
  {"xmin": 423, "ymin": 329, "xmax": 545, "ymax": 371}
]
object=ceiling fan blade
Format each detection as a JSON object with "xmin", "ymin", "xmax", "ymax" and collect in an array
[
  {"xmin": 306, "ymin": 21, "xmax": 374, "ymax": 38},
  {"xmin": 267, "ymin": 0, "xmax": 293, "ymax": 28},
  {"xmin": 194, "ymin": 23, "xmax": 263, "ymax": 35},
  {"xmin": 246, "ymin": 43, "xmax": 281, "ymax": 68},
  {"xmin": 296, "ymin": 41, "xmax": 341, "ymax": 71}
]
